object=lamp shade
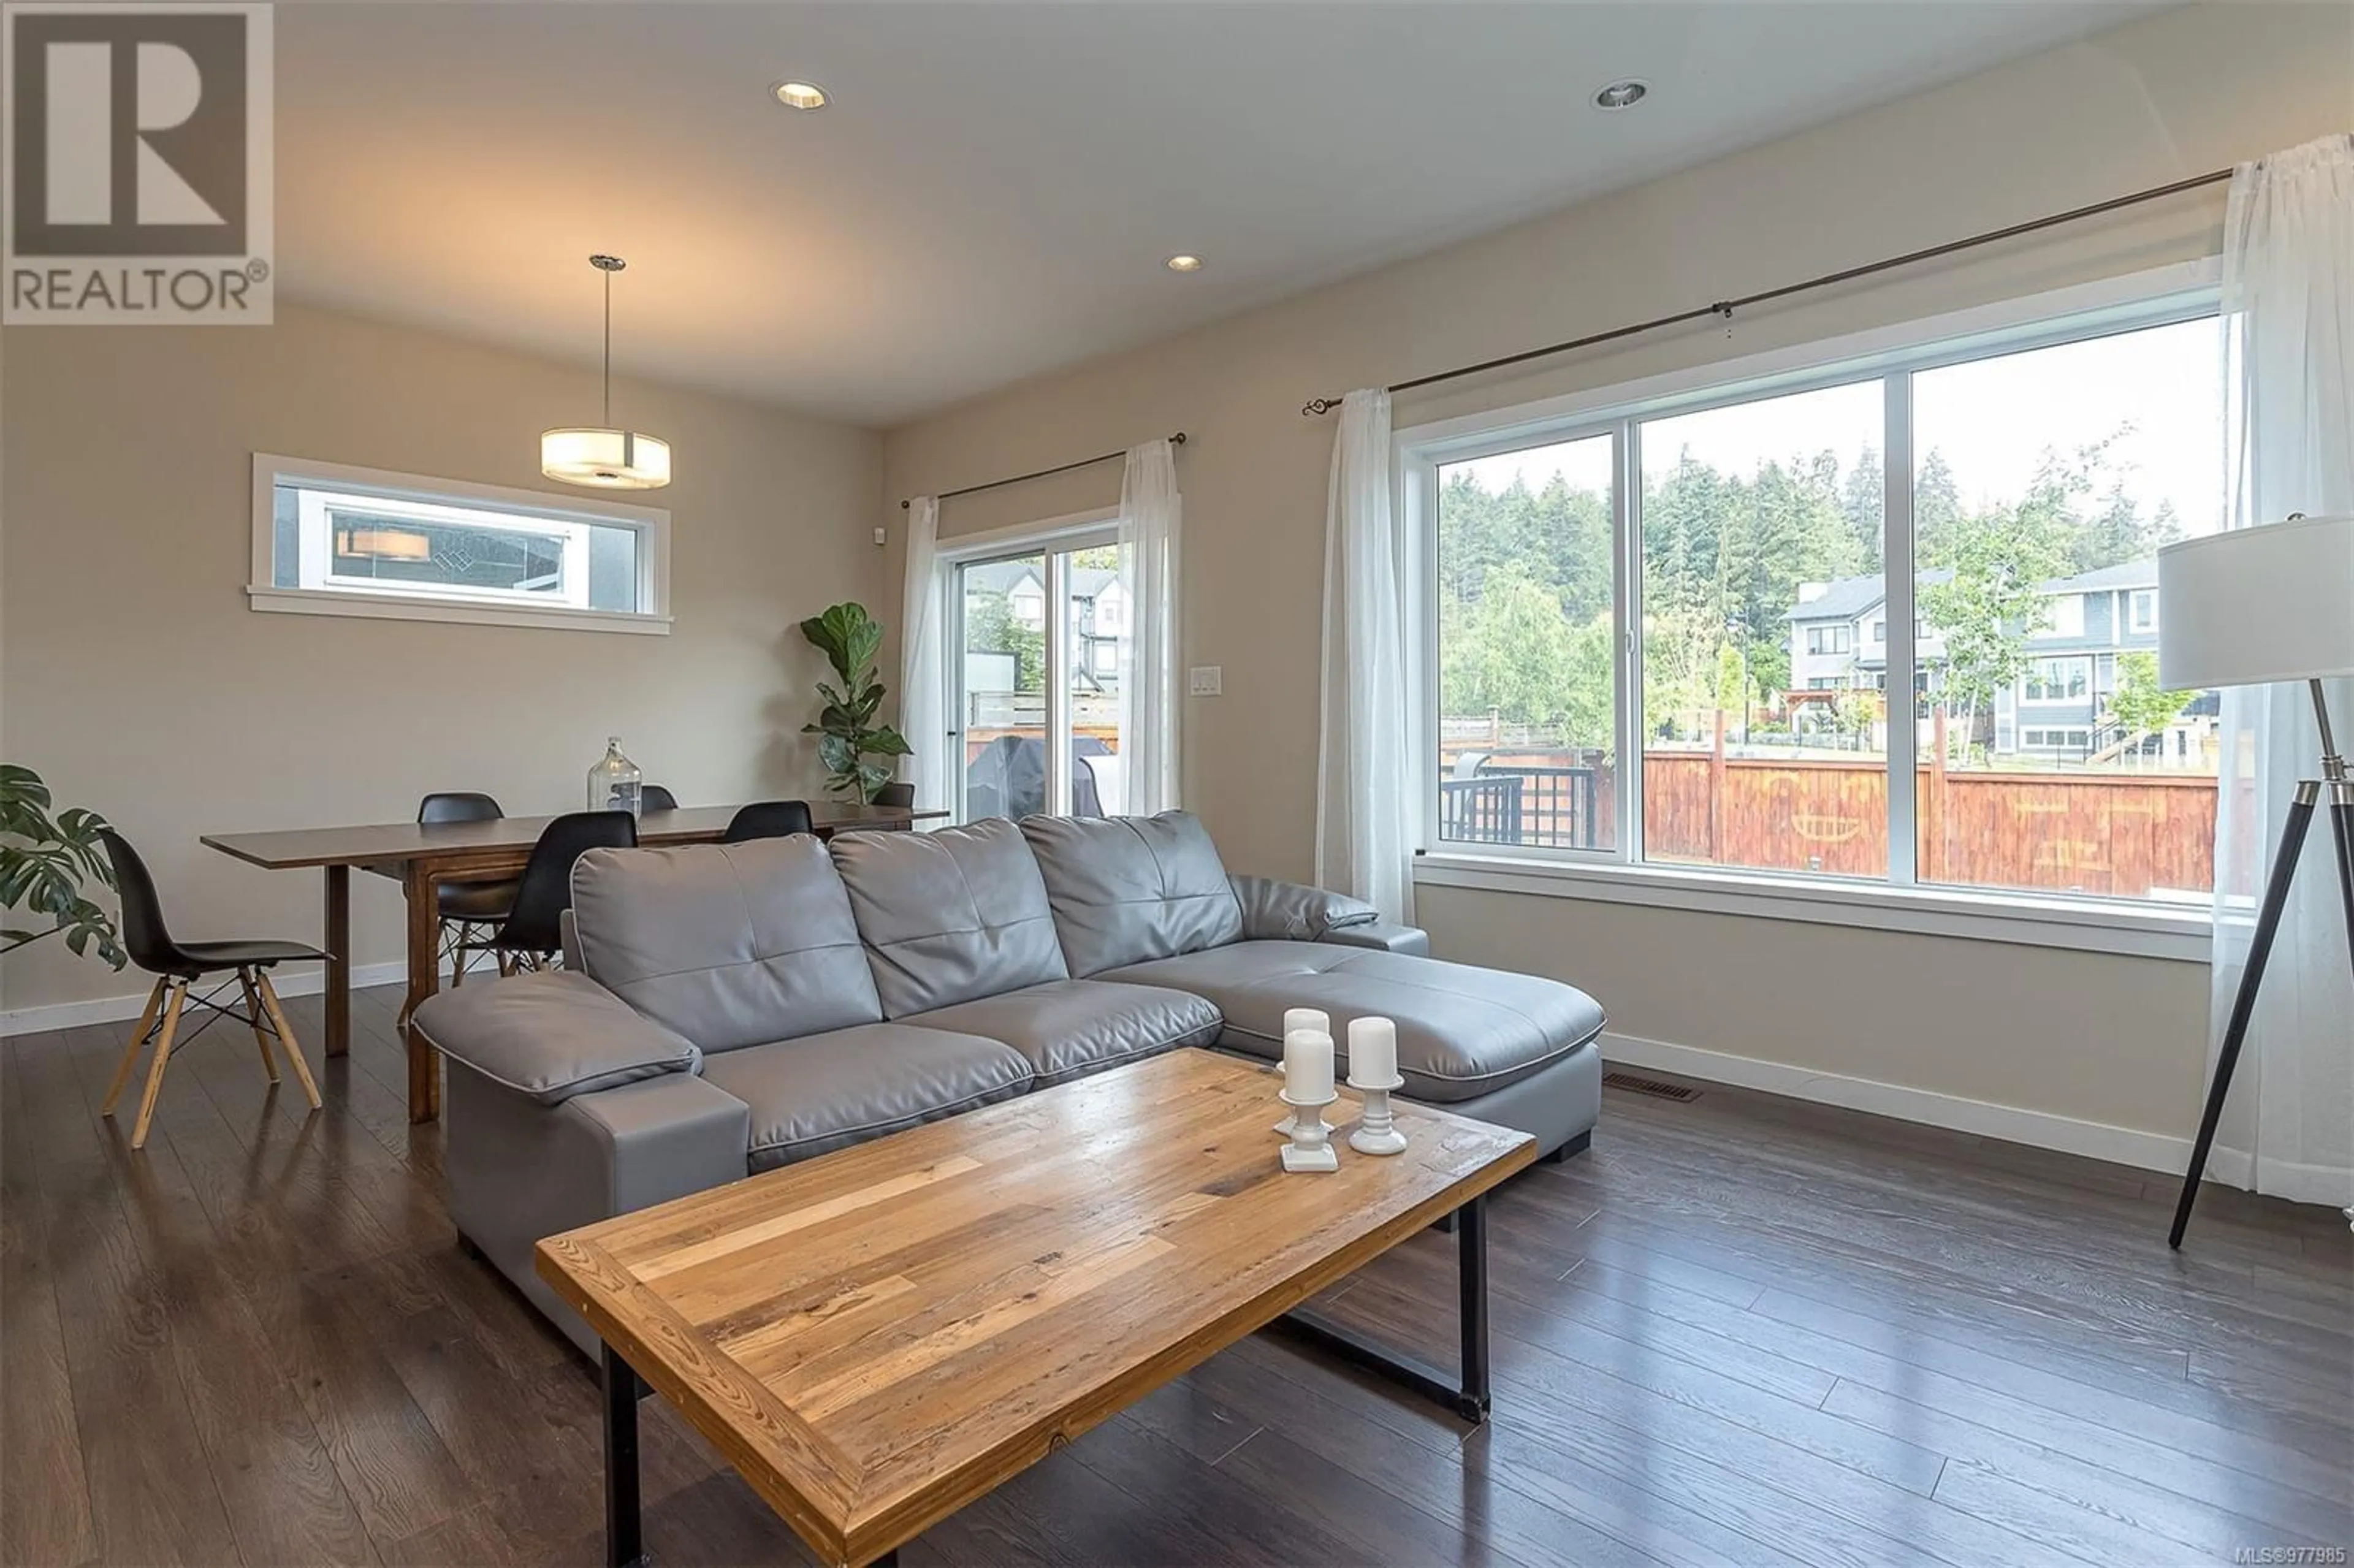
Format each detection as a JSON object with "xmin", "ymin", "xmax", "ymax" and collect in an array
[
  {"xmin": 540, "ymin": 427, "xmax": 672, "ymax": 490},
  {"xmin": 2157, "ymin": 514, "xmax": 2354, "ymax": 690}
]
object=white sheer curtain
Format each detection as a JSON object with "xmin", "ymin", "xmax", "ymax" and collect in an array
[
  {"xmin": 2204, "ymin": 134, "xmax": 2354, "ymax": 1211},
  {"xmin": 897, "ymin": 496, "xmax": 952, "ymax": 820},
  {"xmin": 1315, "ymin": 389, "xmax": 1413, "ymax": 922},
  {"xmin": 1116, "ymin": 439, "xmax": 1181, "ymax": 815}
]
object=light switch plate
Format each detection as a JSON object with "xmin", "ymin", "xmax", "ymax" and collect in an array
[{"xmin": 1188, "ymin": 666, "xmax": 1223, "ymax": 696}]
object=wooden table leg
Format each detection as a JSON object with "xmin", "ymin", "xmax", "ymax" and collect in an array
[
  {"xmin": 400, "ymin": 859, "xmax": 442, "ymax": 1123},
  {"xmin": 323, "ymin": 864, "xmax": 351, "ymax": 1057}
]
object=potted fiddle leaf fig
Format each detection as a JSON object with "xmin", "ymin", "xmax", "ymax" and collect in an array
[
  {"xmin": 799, "ymin": 602, "xmax": 912, "ymax": 804},
  {"xmin": 1, "ymin": 764, "xmax": 127, "ymax": 969}
]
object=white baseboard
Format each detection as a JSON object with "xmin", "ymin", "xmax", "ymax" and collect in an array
[
  {"xmin": 1599, "ymin": 1029, "xmax": 2192, "ymax": 1176},
  {"xmin": 2, "ymin": 961, "xmax": 408, "ymax": 1038}
]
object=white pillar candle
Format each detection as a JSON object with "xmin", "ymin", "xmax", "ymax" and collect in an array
[
  {"xmin": 1282, "ymin": 1028, "xmax": 1335, "ymax": 1101},
  {"xmin": 1348, "ymin": 1016, "xmax": 1398, "ymax": 1086},
  {"xmin": 1283, "ymin": 1007, "xmax": 1330, "ymax": 1042}
]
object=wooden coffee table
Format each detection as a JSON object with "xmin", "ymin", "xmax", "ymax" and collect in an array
[{"xmin": 536, "ymin": 1048, "xmax": 1535, "ymax": 1568}]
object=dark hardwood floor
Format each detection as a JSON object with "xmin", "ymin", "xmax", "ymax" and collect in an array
[{"xmin": 5, "ymin": 981, "xmax": 2349, "ymax": 1567}]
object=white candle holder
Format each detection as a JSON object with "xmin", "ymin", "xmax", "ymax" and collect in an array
[
  {"xmin": 1278, "ymin": 1088, "xmax": 1341, "ymax": 1173},
  {"xmin": 1347, "ymin": 1072, "xmax": 1408, "ymax": 1156},
  {"xmin": 1274, "ymin": 1105, "xmax": 1336, "ymax": 1139}
]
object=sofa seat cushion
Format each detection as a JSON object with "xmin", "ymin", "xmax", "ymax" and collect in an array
[
  {"xmin": 698, "ymin": 1023, "xmax": 1034, "ymax": 1171},
  {"xmin": 1103, "ymin": 945, "xmax": 1603, "ymax": 1105},
  {"xmin": 1099, "ymin": 939, "xmax": 1360, "ymax": 996},
  {"xmin": 902, "ymin": 979, "xmax": 1222, "ymax": 1087}
]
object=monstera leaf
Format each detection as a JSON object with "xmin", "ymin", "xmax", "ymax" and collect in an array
[{"xmin": 0, "ymin": 764, "xmax": 126, "ymax": 970}]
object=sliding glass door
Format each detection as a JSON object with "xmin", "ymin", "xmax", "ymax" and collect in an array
[{"xmin": 954, "ymin": 538, "xmax": 1130, "ymax": 823}]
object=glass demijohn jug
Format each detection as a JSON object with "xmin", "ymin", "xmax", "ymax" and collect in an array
[{"xmin": 587, "ymin": 736, "xmax": 643, "ymax": 816}]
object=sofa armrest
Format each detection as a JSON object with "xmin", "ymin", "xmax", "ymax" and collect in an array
[
  {"xmin": 565, "ymin": 1073, "xmax": 752, "ymax": 1214},
  {"xmin": 1228, "ymin": 874, "xmax": 1381, "ymax": 943},
  {"xmin": 1318, "ymin": 920, "xmax": 1431, "ymax": 956},
  {"xmin": 413, "ymin": 970, "xmax": 698, "ymax": 1106}
]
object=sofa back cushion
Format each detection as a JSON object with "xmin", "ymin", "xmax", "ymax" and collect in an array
[
  {"xmin": 829, "ymin": 816, "xmax": 1069, "ymax": 1016},
  {"xmin": 1020, "ymin": 811, "xmax": 1244, "ymax": 977},
  {"xmin": 570, "ymin": 838, "xmax": 883, "ymax": 1052}
]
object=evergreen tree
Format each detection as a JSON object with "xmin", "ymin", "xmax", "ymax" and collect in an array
[
  {"xmin": 1914, "ymin": 449, "xmax": 1965, "ymax": 567},
  {"xmin": 1841, "ymin": 445, "xmax": 1886, "ymax": 571}
]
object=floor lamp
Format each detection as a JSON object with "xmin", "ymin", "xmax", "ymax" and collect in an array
[{"xmin": 2163, "ymin": 513, "xmax": 2354, "ymax": 1249}]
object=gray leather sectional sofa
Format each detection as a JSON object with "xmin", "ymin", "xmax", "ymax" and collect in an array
[{"xmin": 413, "ymin": 810, "xmax": 1603, "ymax": 1353}]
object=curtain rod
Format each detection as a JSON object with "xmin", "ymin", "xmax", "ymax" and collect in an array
[
  {"xmin": 901, "ymin": 431, "xmax": 1187, "ymax": 509},
  {"xmin": 1300, "ymin": 166, "xmax": 2235, "ymax": 416}
]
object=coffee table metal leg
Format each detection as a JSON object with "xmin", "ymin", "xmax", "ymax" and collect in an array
[
  {"xmin": 1457, "ymin": 1191, "xmax": 1490, "ymax": 1417},
  {"xmin": 603, "ymin": 1344, "xmax": 646, "ymax": 1567},
  {"xmin": 1266, "ymin": 1192, "xmax": 1491, "ymax": 1423}
]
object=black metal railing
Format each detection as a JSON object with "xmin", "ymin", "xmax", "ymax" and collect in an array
[
  {"xmin": 1439, "ymin": 764, "xmax": 1601, "ymax": 849},
  {"xmin": 1439, "ymin": 773, "xmax": 1524, "ymax": 843}
]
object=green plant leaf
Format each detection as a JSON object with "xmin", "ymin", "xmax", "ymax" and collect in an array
[{"xmin": 0, "ymin": 765, "xmax": 124, "ymax": 970}]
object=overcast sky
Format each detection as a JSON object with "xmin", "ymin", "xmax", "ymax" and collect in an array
[{"xmin": 1447, "ymin": 316, "xmax": 2225, "ymax": 543}]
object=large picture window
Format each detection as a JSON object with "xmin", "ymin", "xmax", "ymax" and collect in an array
[{"xmin": 1416, "ymin": 284, "xmax": 2223, "ymax": 923}]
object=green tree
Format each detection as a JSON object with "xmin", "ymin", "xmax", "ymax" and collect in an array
[
  {"xmin": 1439, "ymin": 568, "xmax": 1613, "ymax": 749},
  {"xmin": 1914, "ymin": 449, "xmax": 1965, "ymax": 568},
  {"xmin": 2107, "ymin": 650, "xmax": 2191, "ymax": 750},
  {"xmin": 1840, "ymin": 445, "xmax": 1886, "ymax": 572},
  {"xmin": 1919, "ymin": 452, "xmax": 2079, "ymax": 759},
  {"xmin": 964, "ymin": 590, "xmax": 1045, "ymax": 692}
]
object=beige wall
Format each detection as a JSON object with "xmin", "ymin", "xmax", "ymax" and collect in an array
[
  {"xmin": 2, "ymin": 300, "xmax": 880, "ymax": 1016},
  {"xmin": 881, "ymin": 4, "xmax": 2352, "ymax": 1149}
]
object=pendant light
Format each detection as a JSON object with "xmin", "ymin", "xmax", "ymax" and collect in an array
[{"xmin": 542, "ymin": 254, "xmax": 672, "ymax": 489}]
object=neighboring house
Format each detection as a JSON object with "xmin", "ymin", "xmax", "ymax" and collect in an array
[
  {"xmin": 962, "ymin": 558, "xmax": 1128, "ymax": 691},
  {"xmin": 1786, "ymin": 560, "xmax": 2212, "ymax": 761}
]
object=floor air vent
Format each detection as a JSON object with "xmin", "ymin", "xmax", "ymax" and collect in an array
[{"xmin": 1604, "ymin": 1071, "xmax": 1701, "ymax": 1102}]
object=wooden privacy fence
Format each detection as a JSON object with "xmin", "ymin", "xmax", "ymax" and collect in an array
[
  {"xmin": 1448, "ymin": 742, "xmax": 2216, "ymax": 898},
  {"xmin": 1636, "ymin": 753, "xmax": 2215, "ymax": 895}
]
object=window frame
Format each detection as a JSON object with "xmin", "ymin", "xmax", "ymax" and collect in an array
[
  {"xmin": 2128, "ymin": 587, "xmax": 2160, "ymax": 634},
  {"xmin": 1400, "ymin": 259, "xmax": 2220, "ymax": 961},
  {"xmin": 248, "ymin": 454, "xmax": 671, "ymax": 634}
]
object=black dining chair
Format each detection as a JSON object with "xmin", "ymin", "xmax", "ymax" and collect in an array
[
  {"xmin": 418, "ymin": 792, "xmax": 520, "ymax": 988},
  {"xmin": 97, "ymin": 829, "xmax": 325, "ymax": 1150},
  {"xmin": 874, "ymin": 782, "xmax": 915, "ymax": 809},
  {"xmin": 640, "ymin": 784, "xmax": 679, "ymax": 812},
  {"xmin": 721, "ymin": 800, "xmax": 815, "ymax": 844},
  {"xmin": 460, "ymin": 811, "xmax": 636, "ymax": 974}
]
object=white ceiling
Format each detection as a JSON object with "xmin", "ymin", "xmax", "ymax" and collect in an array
[{"xmin": 276, "ymin": 2, "xmax": 2161, "ymax": 426}]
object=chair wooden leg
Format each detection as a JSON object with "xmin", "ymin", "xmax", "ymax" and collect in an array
[
  {"xmin": 129, "ymin": 981, "xmax": 187, "ymax": 1151},
  {"xmin": 101, "ymin": 978, "xmax": 166, "ymax": 1116},
  {"xmin": 448, "ymin": 922, "xmax": 466, "ymax": 988},
  {"xmin": 255, "ymin": 972, "xmax": 323, "ymax": 1113},
  {"xmin": 237, "ymin": 967, "xmax": 281, "ymax": 1084}
]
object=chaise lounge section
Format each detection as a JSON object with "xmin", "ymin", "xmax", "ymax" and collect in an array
[{"xmin": 414, "ymin": 810, "xmax": 1602, "ymax": 1353}]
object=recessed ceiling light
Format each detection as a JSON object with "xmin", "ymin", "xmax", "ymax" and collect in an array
[
  {"xmin": 772, "ymin": 80, "xmax": 828, "ymax": 110},
  {"xmin": 1593, "ymin": 78, "xmax": 1648, "ymax": 110},
  {"xmin": 1165, "ymin": 254, "xmax": 1203, "ymax": 273}
]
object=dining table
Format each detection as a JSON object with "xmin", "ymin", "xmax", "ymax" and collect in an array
[{"xmin": 200, "ymin": 803, "xmax": 947, "ymax": 1124}]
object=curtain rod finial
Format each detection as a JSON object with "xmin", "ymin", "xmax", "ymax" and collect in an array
[
  {"xmin": 1303, "ymin": 397, "xmax": 1341, "ymax": 417},
  {"xmin": 900, "ymin": 499, "xmax": 910, "ymax": 510}
]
